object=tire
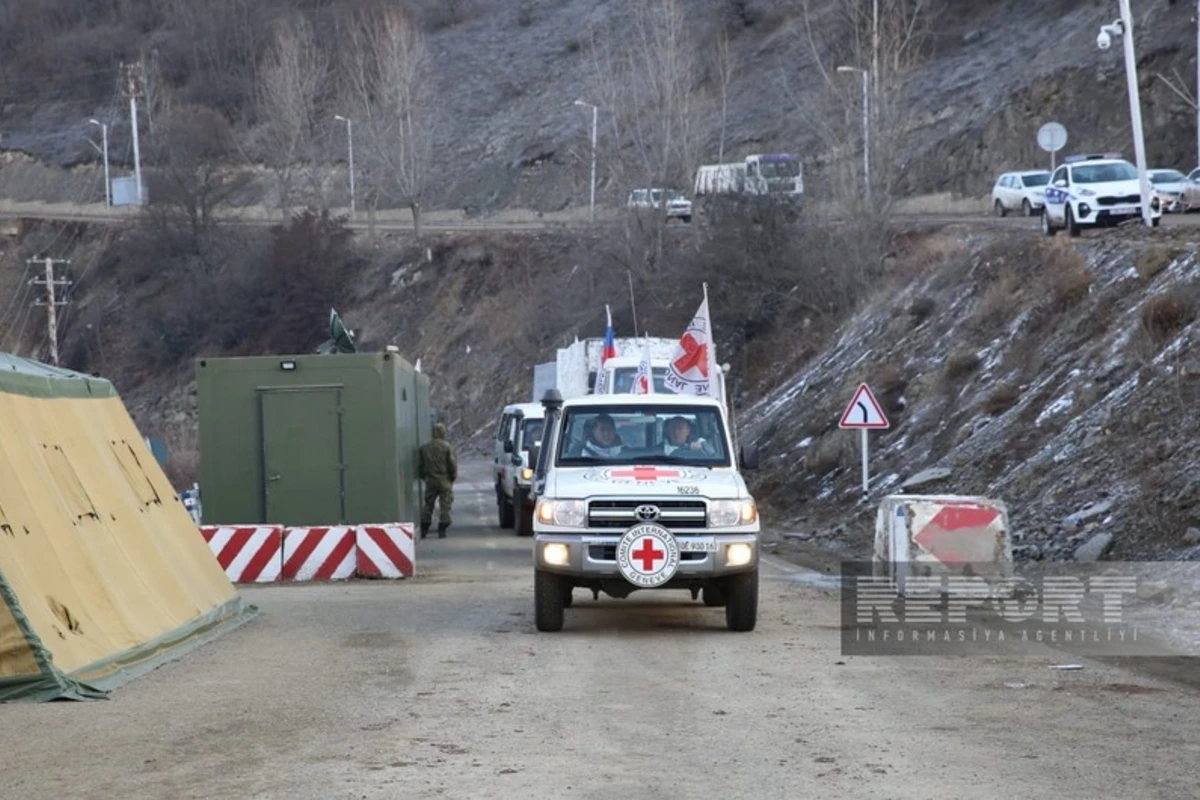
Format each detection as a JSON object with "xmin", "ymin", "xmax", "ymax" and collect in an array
[
  {"xmin": 563, "ymin": 590, "xmax": 574, "ymax": 608},
  {"xmin": 498, "ymin": 491, "xmax": 515, "ymax": 529},
  {"xmin": 1022, "ymin": 199, "xmax": 1033, "ymax": 217},
  {"xmin": 1042, "ymin": 208, "xmax": 1057, "ymax": 236},
  {"xmin": 1066, "ymin": 206, "xmax": 1081, "ymax": 238},
  {"xmin": 724, "ymin": 569, "xmax": 759, "ymax": 632},
  {"xmin": 702, "ymin": 583, "xmax": 727, "ymax": 607},
  {"xmin": 515, "ymin": 495, "xmax": 533, "ymax": 537},
  {"xmin": 534, "ymin": 569, "xmax": 568, "ymax": 632},
  {"xmin": 1152, "ymin": 216, "xmax": 1161, "ymax": 228},
  {"xmin": 994, "ymin": 199, "xmax": 1007, "ymax": 218},
  {"xmin": 681, "ymin": 215, "xmax": 692, "ymax": 224}
]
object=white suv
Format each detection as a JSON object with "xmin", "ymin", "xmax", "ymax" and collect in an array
[
  {"xmin": 626, "ymin": 188, "xmax": 692, "ymax": 223},
  {"xmin": 492, "ymin": 403, "xmax": 546, "ymax": 536},
  {"xmin": 1042, "ymin": 154, "xmax": 1161, "ymax": 236},
  {"xmin": 991, "ymin": 170, "xmax": 1051, "ymax": 216}
]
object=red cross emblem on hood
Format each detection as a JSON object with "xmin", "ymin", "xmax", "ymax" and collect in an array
[{"xmin": 610, "ymin": 467, "xmax": 682, "ymax": 481}]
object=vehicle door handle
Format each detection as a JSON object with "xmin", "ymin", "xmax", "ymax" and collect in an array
[{"xmin": 267, "ymin": 474, "xmax": 281, "ymax": 482}]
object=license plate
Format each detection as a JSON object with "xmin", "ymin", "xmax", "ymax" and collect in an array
[{"xmin": 678, "ymin": 539, "xmax": 718, "ymax": 552}]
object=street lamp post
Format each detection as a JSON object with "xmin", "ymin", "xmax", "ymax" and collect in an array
[
  {"xmin": 574, "ymin": 99, "xmax": 598, "ymax": 223},
  {"xmin": 334, "ymin": 115, "xmax": 355, "ymax": 219},
  {"xmin": 837, "ymin": 65, "xmax": 871, "ymax": 204},
  {"xmin": 1099, "ymin": 2, "xmax": 1153, "ymax": 227},
  {"xmin": 88, "ymin": 118, "xmax": 110, "ymax": 207}
]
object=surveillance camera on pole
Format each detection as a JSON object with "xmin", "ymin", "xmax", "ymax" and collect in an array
[{"xmin": 1096, "ymin": 4, "xmax": 1152, "ymax": 228}]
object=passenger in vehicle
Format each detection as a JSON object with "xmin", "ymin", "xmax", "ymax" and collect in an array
[{"xmin": 581, "ymin": 414, "xmax": 624, "ymax": 458}]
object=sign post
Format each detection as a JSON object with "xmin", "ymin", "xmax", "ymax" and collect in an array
[
  {"xmin": 1037, "ymin": 122, "xmax": 1068, "ymax": 172},
  {"xmin": 838, "ymin": 382, "xmax": 890, "ymax": 496}
]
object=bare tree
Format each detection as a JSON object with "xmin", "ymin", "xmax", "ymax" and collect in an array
[
  {"xmin": 258, "ymin": 14, "xmax": 329, "ymax": 216},
  {"xmin": 149, "ymin": 104, "xmax": 252, "ymax": 248},
  {"xmin": 343, "ymin": 8, "xmax": 435, "ymax": 236},
  {"xmin": 787, "ymin": 0, "xmax": 933, "ymax": 215},
  {"xmin": 585, "ymin": 0, "xmax": 703, "ymax": 271},
  {"xmin": 712, "ymin": 26, "xmax": 737, "ymax": 163}
]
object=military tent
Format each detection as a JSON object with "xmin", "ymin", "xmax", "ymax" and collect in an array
[{"xmin": 0, "ymin": 353, "xmax": 255, "ymax": 701}]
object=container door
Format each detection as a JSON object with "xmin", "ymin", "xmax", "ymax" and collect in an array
[{"xmin": 260, "ymin": 388, "xmax": 344, "ymax": 525}]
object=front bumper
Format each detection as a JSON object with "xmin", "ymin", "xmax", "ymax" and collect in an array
[{"xmin": 533, "ymin": 531, "xmax": 759, "ymax": 578}]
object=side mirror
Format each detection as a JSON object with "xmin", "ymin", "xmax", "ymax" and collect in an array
[
  {"xmin": 740, "ymin": 443, "xmax": 759, "ymax": 471},
  {"xmin": 503, "ymin": 440, "xmax": 513, "ymax": 453},
  {"xmin": 1054, "ymin": 179, "xmax": 1067, "ymax": 188}
]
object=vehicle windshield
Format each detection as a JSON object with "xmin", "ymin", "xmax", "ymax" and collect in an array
[
  {"xmin": 519, "ymin": 418, "xmax": 543, "ymax": 450},
  {"xmin": 556, "ymin": 405, "xmax": 730, "ymax": 467},
  {"xmin": 1071, "ymin": 162, "xmax": 1137, "ymax": 183},
  {"xmin": 611, "ymin": 367, "xmax": 676, "ymax": 395},
  {"xmin": 759, "ymin": 159, "xmax": 800, "ymax": 178},
  {"xmin": 1150, "ymin": 170, "xmax": 1185, "ymax": 184},
  {"xmin": 1020, "ymin": 173, "xmax": 1050, "ymax": 187}
]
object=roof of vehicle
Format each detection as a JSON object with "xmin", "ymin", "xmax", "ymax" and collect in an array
[
  {"xmin": 559, "ymin": 393, "xmax": 724, "ymax": 409},
  {"xmin": 502, "ymin": 402, "xmax": 545, "ymax": 417},
  {"xmin": 1149, "ymin": 168, "xmax": 1184, "ymax": 176}
]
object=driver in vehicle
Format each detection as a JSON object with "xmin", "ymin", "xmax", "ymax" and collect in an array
[{"xmin": 662, "ymin": 415, "xmax": 714, "ymax": 455}]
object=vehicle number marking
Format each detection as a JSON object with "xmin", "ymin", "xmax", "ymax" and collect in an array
[
  {"xmin": 678, "ymin": 540, "xmax": 719, "ymax": 552},
  {"xmin": 676, "ymin": 485, "xmax": 700, "ymax": 495}
]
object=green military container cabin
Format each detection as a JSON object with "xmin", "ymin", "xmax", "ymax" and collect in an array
[{"xmin": 196, "ymin": 350, "xmax": 432, "ymax": 527}]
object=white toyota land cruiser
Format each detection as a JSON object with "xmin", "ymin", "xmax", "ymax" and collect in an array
[{"xmin": 528, "ymin": 390, "xmax": 761, "ymax": 633}]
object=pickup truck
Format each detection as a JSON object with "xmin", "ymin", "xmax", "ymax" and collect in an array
[{"xmin": 528, "ymin": 390, "xmax": 761, "ymax": 632}]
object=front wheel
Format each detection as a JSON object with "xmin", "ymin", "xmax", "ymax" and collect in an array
[
  {"xmin": 498, "ymin": 491, "xmax": 515, "ymax": 529},
  {"xmin": 1022, "ymin": 199, "xmax": 1033, "ymax": 217},
  {"xmin": 994, "ymin": 199, "xmax": 1007, "ymax": 218},
  {"xmin": 1042, "ymin": 208, "xmax": 1057, "ymax": 236},
  {"xmin": 1066, "ymin": 206, "xmax": 1081, "ymax": 237},
  {"xmin": 724, "ymin": 569, "xmax": 759, "ymax": 632},
  {"xmin": 534, "ymin": 570, "xmax": 568, "ymax": 632},
  {"xmin": 515, "ymin": 489, "xmax": 534, "ymax": 537}
]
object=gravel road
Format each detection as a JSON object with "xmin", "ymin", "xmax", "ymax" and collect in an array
[{"xmin": 3, "ymin": 461, "xmax": 1199, "ymax": 799}]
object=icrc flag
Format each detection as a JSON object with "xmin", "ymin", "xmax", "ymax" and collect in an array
[
  {"xmin": 631, "ymin": 337, "xmax": 654, "ymax": 394},
  {"xmin": 664, "ymin": 288, "xmax": 718, "ymax": 397}
]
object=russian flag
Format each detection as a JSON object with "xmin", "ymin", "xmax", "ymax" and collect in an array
[
  {"xmin": 601, "ymin": 305, "xmax": 617, "ymax": 364},
  {"xmin": 594, "ymin": 305, "xmax": 617, "ymax": 394}
]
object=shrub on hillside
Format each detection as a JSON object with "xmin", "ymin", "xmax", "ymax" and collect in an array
[
  {"xmin": 943, "ymin": 350, "xmax": 981, "ymax": 383},
  {"xmin": 1135, "ymin": 247, "xmax": 1176, "ymax": 281},
  {"xmin": 261, "ymin": 209, "xmax": 357, "ymax": 352},
  {"xmin": 982, "ymin": 382, "xmax": 1020, "ymax": 415},
  {"xmin": 1141, "ymin": 290, "xmax": 1195, "ymax": 346}
]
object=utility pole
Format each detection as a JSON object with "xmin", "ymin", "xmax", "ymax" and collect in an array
[
  {"xmin": 28, "ymin": 257, "xmax": 71, "ymax": 366},
  {"xmin": 122, "ymin": 61, "xmax": 145, "ymax": 205},
  {"xmin": 872, "ymin": 0, "xmax": 880, "ymax": 100}
]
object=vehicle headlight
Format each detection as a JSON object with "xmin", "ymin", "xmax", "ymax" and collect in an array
[
  {"xmin": 726, "ymin": 542, "xmax": 754, "ymax": 567},
  {"xmin": 542, "ymin": 543, "xmax": 570, "ymax": 567},
  {"xmin": 709, "ymin": 499, "xmax": 758, "ymax": 527},
  {"xmin": 535, "ymin": 499, "xmax": 586, "ymax": 527},
  {"xmin": 520, "ymin": 467, "xmax": 534, "ymax": 482}
]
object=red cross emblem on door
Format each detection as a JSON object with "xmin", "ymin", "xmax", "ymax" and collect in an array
[{"xmin": 610, "ymin": 467, "xmax": 682, "ymax": 481}]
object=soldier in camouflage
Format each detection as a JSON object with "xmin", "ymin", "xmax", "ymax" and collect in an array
[{"xmin": 419, "ymin": 423, "xmax": 458, "ymax": 538}]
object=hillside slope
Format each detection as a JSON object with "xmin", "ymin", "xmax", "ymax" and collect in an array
[
  {"xmin": 2, "ymin": 0, "xmax": 1200, "ymax": 211},
  {"xmin": 744, "ymin": 225, "xmax": 1200, "ymax": 563}
]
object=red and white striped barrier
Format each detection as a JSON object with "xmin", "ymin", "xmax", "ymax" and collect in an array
[
  {"xmin": 199, "ymin": 522, "xmax": 416, "ymax": 583},
  {"xmin": 356, "ymin": 524, "xmax": 416, "ymax": 579},
  {"xmin": 282, "ymin": 526, "xmax": 357, "ymax": 582},
  {"xmin": 199, "ymin": 525, "xmax": 283, "ymax": 583}
]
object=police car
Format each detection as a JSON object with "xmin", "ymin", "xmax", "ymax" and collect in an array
[{"xmin": 1042, "ymin": 153, "xmax": 1161, "ymax": 236}]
